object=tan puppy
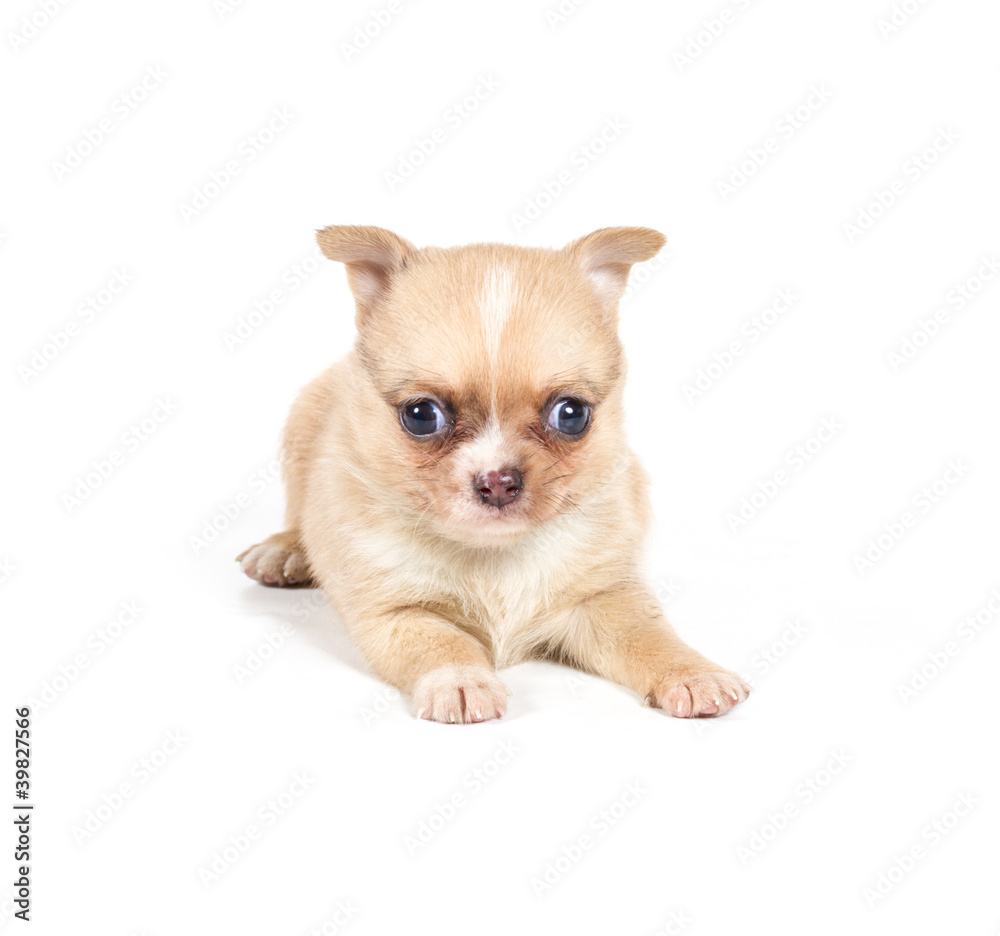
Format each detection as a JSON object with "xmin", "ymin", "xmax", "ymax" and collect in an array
[{"xmin": 238, "ymin": 226, "xmax": 750, "ymax": 723}]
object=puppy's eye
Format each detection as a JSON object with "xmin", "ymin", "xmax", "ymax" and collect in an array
[
  {"xmin": 548, "ymin": 397, "xmax": 591, "ymax": 435},
  {"xmin": 399, "ymin": 399, "xmax": 447, "ymax": 436}
]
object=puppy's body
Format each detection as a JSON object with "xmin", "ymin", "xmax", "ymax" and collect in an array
[{"xmin": 239, "ymin": 228, "xmax": 750, "ymax": 723}]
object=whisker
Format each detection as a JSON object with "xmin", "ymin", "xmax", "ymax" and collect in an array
[{"xmin": 542, "ymin": 452, "xmax": 570, "ymax": 472}]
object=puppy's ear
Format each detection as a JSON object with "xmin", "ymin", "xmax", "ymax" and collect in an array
[
  {"xmin": 565, "ymin": 227, "xmax": 666, "ymax": 308},
  {"xmin": 315, "ymin": 225, "xmax": 416, "ymax": 316}
]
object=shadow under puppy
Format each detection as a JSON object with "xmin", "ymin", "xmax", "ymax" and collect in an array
[{"xmin": 238, "ymin": 225, "xmax": 751, "ymax": 723}]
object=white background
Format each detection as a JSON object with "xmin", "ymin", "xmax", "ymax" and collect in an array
[{"xmin": 2, "ymin": 0, "xmax": 999, "ymax": 933}]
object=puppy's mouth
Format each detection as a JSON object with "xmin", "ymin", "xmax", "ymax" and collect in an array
[
  {"xmin": 476, "ymin": 499, "xmax": 527, "ymax": 521},
  {"xmin": 465, "ymin": 497, "xmax": 530, "ymax": 532}
]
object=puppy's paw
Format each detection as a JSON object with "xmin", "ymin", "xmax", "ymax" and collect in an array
[
  {"xmin": 236, "ymin": 532, "xmax": 313, "ymax": 587},
  {"xmin": 649, "ymin": 670, "xmax": 751, "ymax": 718},
  {"xmin": 413, "ymin": 666, "xmax": 510, "ymax": 724}
]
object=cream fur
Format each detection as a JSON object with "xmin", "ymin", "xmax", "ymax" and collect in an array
[
  {"xmin": 479, "ymin": 263, "xmax": 516, "ymax": 365},
  {"xmin": 238, "ymin": 226, "xmax": 751, "ymax": 723}
]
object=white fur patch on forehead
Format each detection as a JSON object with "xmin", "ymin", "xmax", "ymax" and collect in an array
[
  {"xmin": 456, "ymin": 419, "xmax": 513, "ymax": 475},
  {"xmin": 479, "ymin": 264, "xmax": 517, "ymax": 356}
]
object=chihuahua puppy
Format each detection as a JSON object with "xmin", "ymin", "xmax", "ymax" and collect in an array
[{"xmin": 238, "ymin": 226, "xmax": 750, "ymax": 723}]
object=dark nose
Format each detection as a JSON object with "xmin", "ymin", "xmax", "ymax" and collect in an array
[{"xmin": 474, "ymin": 468, "xmax": 523, "ymax": 508}]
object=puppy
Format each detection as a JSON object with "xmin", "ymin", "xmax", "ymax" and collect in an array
[{"xmin": 238, "ymin": 226, "xmax": 751, "ymax": 723}]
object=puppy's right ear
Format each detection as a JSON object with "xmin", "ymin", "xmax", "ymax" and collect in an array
[
  {"xmin": 565, "ymin": 226, "xmax": 666, "ymax": 309},
  {"xmin": 315, "ymin": 225, "xmax": 415, "ymax": 317}
]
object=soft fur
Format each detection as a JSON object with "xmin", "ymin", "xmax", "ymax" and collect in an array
[{"xmin": 237, "ymin": 225, "xmax": 751, "ymax": 723}]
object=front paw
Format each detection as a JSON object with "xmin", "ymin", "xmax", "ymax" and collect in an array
[
  {"xmin": 413, "ymin": 666, "xmax": 511, "ymax": 724},
  {"xmin": 649, "ymin": 670, "xmax": 751, "ymax": 718}
]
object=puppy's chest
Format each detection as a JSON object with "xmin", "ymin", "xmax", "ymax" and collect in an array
[
  {"xmin": 453, "ymin": 540, "xmax": 569, "ymax": 628},
  {"xmin": 467, "ymin": 556, "xmax": 551, "ymax": 628},
  {"xmin": 453, "ymin": 547, "xmax": 572, "ymax": 666},
  {"xmin": 361, "ymin": 519, "xmax": 588, "ymax": 638}
]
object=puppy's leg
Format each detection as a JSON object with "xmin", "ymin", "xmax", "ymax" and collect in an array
[
  {"xmin": 355, "ymin": 610, "xmax": 509, "ymax": 724},
  {"xmin": 236, "ymin": 468, "xmax": 313, "ymax": 586},
  {"xmin": 237, "ymin": 369, "xmax": 333, "ymax": 587},
  {"xmin": 561, "ymin": 586, "xmax": 751, "ymax": 718}
]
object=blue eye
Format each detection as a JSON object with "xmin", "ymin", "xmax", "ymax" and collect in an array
[
  {"xmin": 400, "ymin": 399, "xmax": 447, "ymax": 436},
  {"xmin": 548, "ymin": 397, "xmax": 590, "ymax": 435}
]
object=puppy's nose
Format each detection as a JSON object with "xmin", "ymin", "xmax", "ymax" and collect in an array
[{"xmin": 474, "ymin": 468, "xmax": 523, "ymax": 508}]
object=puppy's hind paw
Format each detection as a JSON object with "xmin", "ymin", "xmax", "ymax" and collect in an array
[
  {"xmin": 413, "ymin": 666, "xmax": 510, "ymax": 724},
  {"xmin": 237, "ymin": 532, "xmax": 313, "ymax": 587}
]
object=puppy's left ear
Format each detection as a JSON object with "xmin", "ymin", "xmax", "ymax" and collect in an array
[
  {"xmin": 315, "ymin": 225, "xmax": 416, "ymax": 320},
  {"xmin": 565, "ymin": 227, "xmax": 666, "ymax": 308}
]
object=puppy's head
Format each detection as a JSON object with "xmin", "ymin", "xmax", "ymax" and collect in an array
[{"xmin": 317, "ymin": 225, "xmax": 665, "ymax": 546}]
